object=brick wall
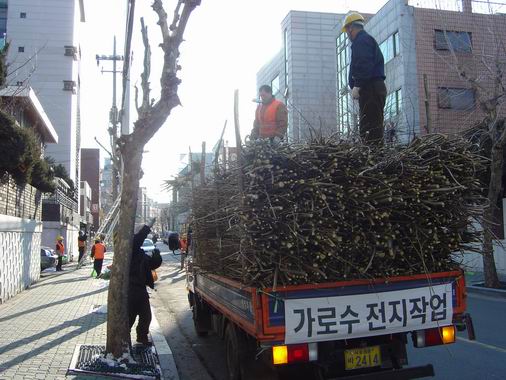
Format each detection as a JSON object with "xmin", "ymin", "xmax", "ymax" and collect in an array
[
  {"xmin": 0, "ymin": 176, "xmax": 42, "ymax": 221},
  {"xmin": 414, "ymin": 8, "xmax": 506, "ymax": 135}
]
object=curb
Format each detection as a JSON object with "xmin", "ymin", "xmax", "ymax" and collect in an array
[
  {"xmin": 150, "ymin": 307, "xmax": 180, "ymax": 380},
  {"xmin": 467, "ymin": 285, "xmax": 506, "ymax": 299}
]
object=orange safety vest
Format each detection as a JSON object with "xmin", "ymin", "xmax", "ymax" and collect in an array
[
  {"xmin": 92, "ymin": 243, "xmax": 106, "ymax": 260},
  {"xmin": 56, "ymin": 242, "xmax": 65, "ymax": 256},
  {"xmin": 179, "ymin": 238, "xmax": 187, "ymax": 253},
  {"xmin": 256, "ymin": 99, "xmax": 283, "ymax": 138}
]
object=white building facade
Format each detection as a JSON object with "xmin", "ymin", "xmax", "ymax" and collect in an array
[{"xmin": 6, "ymin": 0, "xmax": 85, "ymax": 187}]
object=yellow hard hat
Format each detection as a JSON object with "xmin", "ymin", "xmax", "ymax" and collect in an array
[
  {"xmin": 341, "ymin": 12, "xmax": 365, "ymax": 32},
  {"xmin": 56, "ymin": 236, "xmax": 64, "ymax": 241}
]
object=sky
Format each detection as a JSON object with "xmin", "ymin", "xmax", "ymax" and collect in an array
[{"xmin": 79, "ymin": 0, "xmax": 393, "ymax": 203}]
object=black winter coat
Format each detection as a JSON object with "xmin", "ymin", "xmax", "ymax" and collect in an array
[{"xmin": 130, "ymin": 225, "xmax": 162, "ymax": 292}]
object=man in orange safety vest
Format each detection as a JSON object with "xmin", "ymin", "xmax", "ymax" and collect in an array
[
  {"xmin": 250, "ymin": 85, "xmax": 288, "ymax": 142},
  {"xmin": 91, "ymin": 237, "xmax": 106, "ymax": 277}
]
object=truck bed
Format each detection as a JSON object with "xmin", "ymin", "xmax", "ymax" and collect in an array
[{"xmin": 190, "ymin": 270, "xmax": 466, "ymax": 344}]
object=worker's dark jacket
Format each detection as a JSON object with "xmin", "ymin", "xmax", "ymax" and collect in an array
[
  {"xmin": 130, "ymin": 225, "xmax": 162, "ymax": 292},
  {"xmin": 348, "ymin": 30, "xmax": 385, "ymax": 89}
]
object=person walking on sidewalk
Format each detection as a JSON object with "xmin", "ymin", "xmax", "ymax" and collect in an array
[
  {"xmin": 78, "ymin": 230, "xmax": 87, "ymax": 262},
  {"xmin": 91, "ymin": 237, "xmax": 106, "ymax": 277},
  {"xmin": 129, "ymin": 218, "xmax": 162, "ymax": 346},
  {"xmin": 343, "ymin": 12, "xmax": 386, "ymax": 145},
  {"xmin": 55, "ymin": 236, "xmax": 65, "ymax": 271}
]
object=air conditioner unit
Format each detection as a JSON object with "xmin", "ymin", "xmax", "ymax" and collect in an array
[
  {"xmin": 63, "ymin": 80, "xmax": 77, "ymax": 94},
  {"xmin": 64, "ymin": 45, "xmax": 78, "ymax": 60}
]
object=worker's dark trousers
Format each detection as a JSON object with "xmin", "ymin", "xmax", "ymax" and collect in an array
[
  {"xmin": 78, "ymin": 247, "xmax": 85, "ymax": 262},
  {"xmin": 358, "ymin": 80, "xmax": 387, "ymax": 145},
  {"xmin": 56, "ymin": 256, "xmax": 63, "ymax": 271},
  {"xmin": 93, "ymin": 259, "xmax": 103, "ymax": 276},
  {"xmin": 129, "ymin": 289, "xmax": 152, "ymax": 344}
]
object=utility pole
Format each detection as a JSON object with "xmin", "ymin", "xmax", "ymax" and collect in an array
[{"xmin": 96, "ymin": 36, "xmax": 124, "ymax": 203}]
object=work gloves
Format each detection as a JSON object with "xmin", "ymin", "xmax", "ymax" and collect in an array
[{"xmin": 352, "ymin": 87, "xmax": 361, "ymax": 99}]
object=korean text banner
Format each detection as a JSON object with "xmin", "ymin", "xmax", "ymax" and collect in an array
[{"xmin": 284, "ymin": 284, "xmax": 453, "ymax": 344}]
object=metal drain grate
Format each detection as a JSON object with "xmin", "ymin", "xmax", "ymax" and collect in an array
[{"xmin": 69, "ymin": 344, "xmax": 161, "ymax": 379}]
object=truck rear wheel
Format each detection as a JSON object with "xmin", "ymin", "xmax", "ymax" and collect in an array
[
  {"xmin": 225, "ymin": 324, "xmax": 242, "ymax": 380},
  {"xmin": 225, "ymin": 324, "xmax": 270, "ymax": 380},
  {"xmin": 192, "ymin": 296, "xmax": 211, "ymax": 337}
]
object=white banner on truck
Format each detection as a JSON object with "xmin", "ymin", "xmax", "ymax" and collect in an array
[{"xmin": 284, "ymin": 284, "xmax": 453, "ymax": 344}]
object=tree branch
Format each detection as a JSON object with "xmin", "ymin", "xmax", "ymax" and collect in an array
[
  {"xmin": 140, "ymin": 17, "xmax": 151, "ymax": 115},
  {"xmin": 152, "ymin": 0, "xmax": 170, "ymax": 42}
]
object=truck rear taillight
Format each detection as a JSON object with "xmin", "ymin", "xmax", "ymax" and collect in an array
[
  {"xmin": 272, "ymin": 343, "xmax": 318, "ymax": 365},
  {"xmin": 414, "ymin": 325, "xmax": 456, "ymax": 347}
]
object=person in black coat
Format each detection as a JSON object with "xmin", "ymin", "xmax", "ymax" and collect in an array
[{"xmin": 129, "ymin": 218, "xmax": 162, "ymax": 346}]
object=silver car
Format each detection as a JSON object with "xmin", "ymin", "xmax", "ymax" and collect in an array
[
  {"xmin": 142, "ymin": 239, "xmax": 155, "ymax": 255},
  {"xmin": 40, "ymin": 246, "xmax": 58, "ymax": 270}
]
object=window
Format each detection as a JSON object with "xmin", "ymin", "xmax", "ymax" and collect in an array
[
  {"xmin": 64, "ymin": 45, "xmax": 77, "ymax": 59},
  {"xmin": 63, "ymin": 80, "xmax": 77, "ymax": 93},
  {"xmin": 271, "ymin": 75, "xmax": 280, "ymax": 96},
  {"xmin": 384, "ymin": 88, "xmax": 402, "ymax": 119},
  {"xmin": 20, "ymin": 12, "xmax": 26, "ymax": 18},
  {"xmin": 435, "ymin": 30, "xmax": 472, "ymax": 53},
  {"xmin": 336, "ymin": 32, "xmax": 353, "ymax": 134},
  {"xmin": 437, "ymin": 88, "xmax": 475, "ymax": 110},
  {"xmin": 284, "ymin": 28, "xmax": 289, "ymax": 89},
  {"xmin": 379, "ymin": 31, "xmax": 400, "ymax": 64},
  {"xmin": 18, "ymin": 46, "xmax": 24, "ymax": 53}
]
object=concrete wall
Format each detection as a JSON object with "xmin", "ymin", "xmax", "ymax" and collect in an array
[{"xmin": 0, "ymin": 215, "xmax": 42, "ymax": 303}]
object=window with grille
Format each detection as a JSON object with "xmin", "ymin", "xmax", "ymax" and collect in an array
[
  {"xmin": 435, "ymin": 30, "xmax": 472, "ymax": 53},
  {"xmin": 437, "ymin": 87, "xmax": 475, "ymax": 110}
]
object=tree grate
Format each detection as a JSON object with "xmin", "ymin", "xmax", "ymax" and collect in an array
[{"xmin": 68, "ymin": 344, "xmax": 161, "ymax": 379}]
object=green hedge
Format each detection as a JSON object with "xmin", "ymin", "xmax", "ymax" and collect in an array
[{"xmin": 0, "ymin": 110, "xmax": 55, "ymax": 193}]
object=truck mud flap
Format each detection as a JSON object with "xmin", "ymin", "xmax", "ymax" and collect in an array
[{"xmin": 329, "ymin": 364, "xmax": 434, "ymax": 380}]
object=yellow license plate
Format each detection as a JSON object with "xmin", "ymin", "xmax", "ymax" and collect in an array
[{"xmin": 344, "ymin": 346, "xmax": 382, "ymax": 370}]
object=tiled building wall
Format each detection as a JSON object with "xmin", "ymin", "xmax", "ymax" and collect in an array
[
  {"xmin": 363, "ymin": 0, "xmax": 421, "ymax": 143},
  {"xmin": 282, "ymin": 11, "xmax": 343, "ymax": 141},
  {"xmin": 414, "ymin": 8, "xmax": 506, "ymax": 135}
]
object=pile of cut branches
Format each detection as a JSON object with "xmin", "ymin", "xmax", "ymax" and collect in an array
[{"xmin": 192, "ymin": 134, "xmax": 486, "ymax": 288}]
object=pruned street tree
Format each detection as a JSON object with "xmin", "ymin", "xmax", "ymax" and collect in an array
[
  {"xmin": 437, "ymin": 5, "xmax": 506, "ymax": 288},
  {"xmin": 106, "ymin": 0, "xmax": 200, "ymax": 357}
]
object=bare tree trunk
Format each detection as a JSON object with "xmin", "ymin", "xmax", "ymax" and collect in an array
[
  {"xmin": 106, "ymin": 145, "xmax": 143, "ymax": 356},
  {"xmin": 482, "ymin": 140, "xmax": 503, "ymax": 288},
  {"xmin": 105, "ymin": 0, "xmax": 200, "ymax": 357}
]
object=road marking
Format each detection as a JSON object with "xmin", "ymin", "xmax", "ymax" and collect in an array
[{"xmin": 457, "ymin": 337, "xmax": 506, "ymax": 354}]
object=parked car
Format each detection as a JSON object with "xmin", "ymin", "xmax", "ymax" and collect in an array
[
  {"xmin": 40, "ymin": 247, "xmax": 57, "ymax": 270},
  {"xmin": 142, "ymin": 239, "xmax": 156, "ymax": 255}
]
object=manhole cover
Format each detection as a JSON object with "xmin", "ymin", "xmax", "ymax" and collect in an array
[{"xmin": 69, "ymin": 344, "xmax": 161, "ymax": 379}]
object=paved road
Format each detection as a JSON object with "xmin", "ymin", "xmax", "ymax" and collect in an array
[{"xmin": 151, "ymin": 243, "xmax": 506, "ymax": 380}]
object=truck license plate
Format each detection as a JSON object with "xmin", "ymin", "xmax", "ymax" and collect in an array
[{"xmin": 344, "ymin": 346, "xmax": 381, "ymax": 370}]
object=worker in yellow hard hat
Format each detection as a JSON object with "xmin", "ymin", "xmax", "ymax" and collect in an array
[{"xmin": 342, "ymin": 12, "xmax": 386, "ymax": 145}]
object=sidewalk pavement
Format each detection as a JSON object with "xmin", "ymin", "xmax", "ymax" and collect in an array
[
  {"xmin": 0, "ymin": 253, "xmax": 176, "ymax": 380},
  {"xmin": 465, "ymin": 270, "xmax": 506, "ymax": 298}
]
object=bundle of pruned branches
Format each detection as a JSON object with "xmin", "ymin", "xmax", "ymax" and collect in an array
[{"xmin": 192, "ymin": 134, "xmax": 487, "ymax": 288}]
